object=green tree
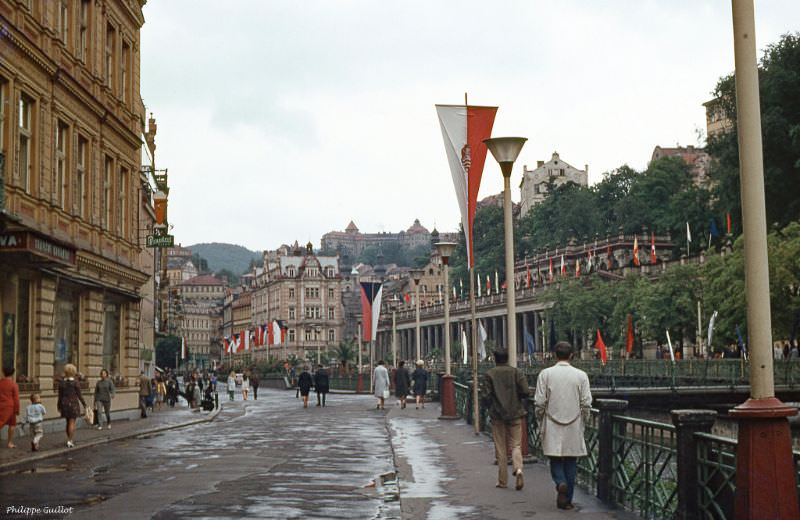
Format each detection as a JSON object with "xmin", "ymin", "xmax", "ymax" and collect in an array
[
  {"xmin": 450, "ymin": 205, "xmax": 506, "ymax": 292},
  {"xmin": 155, "ymin": 335, "xmax": 181, "ymax": 369},
  {"xmin": 332, "ymin": 340, "xmax": 357, "ymax": 374},
  {"xmin": 707, "ymin": 32, "xmax": 800, "ymax": 232},
  {"xmin": 215, "ymin": 268, "xmax": 239, "ymax": 287}
]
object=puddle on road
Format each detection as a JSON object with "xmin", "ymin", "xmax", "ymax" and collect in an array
[
  {"xmin": 427, "ymin": 501, "xmax": 480, "ymax": 519},
  {"xmin": 0, "ymin": 464, "xmax": 72, "ymax": 477},
  {"xmin": 389, "ymin": 417, "xmax": 451, "ymax": 498}
]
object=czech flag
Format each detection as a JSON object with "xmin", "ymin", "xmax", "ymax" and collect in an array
[{"xmin": 360, "ymin": 281, "xmax": 383, "ymax": 342}]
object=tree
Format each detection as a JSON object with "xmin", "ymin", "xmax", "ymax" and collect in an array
[
  {"xmin": 215, "ymin": 268, "xmax": 239, "ymax": 287},
  {"xmin": 449, "ymin": 205, "xmax": 507, "ymax": 292},
  {"xmin": 155, "ymin": 336, "xmax": 181, "ymax": 369},
  {"xmin": 707, "ymin": 32, "xmax": 800, "ymax": 233},
  {"xmin": 332, "ymin": 340, "xmax": 357, "ymax": 374},
  {"xmin": 191, "ymin": 253, "xmax": 209, "ymax": 273}
]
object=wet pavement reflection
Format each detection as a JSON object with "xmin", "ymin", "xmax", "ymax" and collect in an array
[{"xmin": 0, "ymin": 390, "xmax": 401, "ymax": 519}]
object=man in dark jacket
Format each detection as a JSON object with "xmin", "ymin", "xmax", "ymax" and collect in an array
[
  {"xmin": 482, "ymin": 349, "xmax": 530, "ymax": 491},
  {"xmin": 250, "ymin": 371, "xmax": 260, "ymax": 400},
  {"xmin": 313, "ymin": 365, "xmax": 330, "ymax": 407},
  {"xmin": 138, "ymin": 372, "xmax": 151, "ymax": 418}
]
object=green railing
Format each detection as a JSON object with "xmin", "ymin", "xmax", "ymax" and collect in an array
[
  {"xmin": 328, "ymin": 374, "xmax": 361, "ymax": 392},
  {"xmin": 577, "ymin": 409, "xmax": 600, "ymax": 492},
  {"xmin": 454, "ymin": 381, "xmax": 470, "ymax": 419},
  {"xmin": 695, "ymin": 432, "xmax": 737, "ymax": 519},
  {"xmin": 610, "ymin": 415, "xmax": 678, "ymax": 519}
]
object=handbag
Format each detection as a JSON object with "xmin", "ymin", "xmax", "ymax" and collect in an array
[
  {"xmin": 84, "ymin": 407, "xmax": 94, "ymax": 425},
  {"xmin": 382, "ymin": 389, "xmax": 390, "ymax": 399}
]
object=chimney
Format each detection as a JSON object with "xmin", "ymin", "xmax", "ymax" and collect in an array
[{"xmin": 585, "ymin": 164, "xmax": 589, "ymax": 175}]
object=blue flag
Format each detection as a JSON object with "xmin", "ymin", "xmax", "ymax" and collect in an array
[
  {"xmin": 525, "ymin": 330, "xmax": 535, "ymax": 357},
  {"xmin": 735, "ymin": 324, "xmax": 746, "ymax": 355},
  {"xmin": 710, "ymin": 218, "xmax": 720, "ymax": 238}
]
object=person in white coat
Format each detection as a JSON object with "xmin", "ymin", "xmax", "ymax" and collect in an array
[
  {"xmin": 372, "ymin": 360, "xmax": 390, "ymax": 410},
  {"xmin": 534, "ymin": 341, "xmax": 592, "ymax": 510}
]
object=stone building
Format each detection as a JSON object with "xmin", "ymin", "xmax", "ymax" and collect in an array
[
  {"xmin": 703, "ymin": 97, "xmax": 734, "ymax": 139},
  {"xmin": 173, "ymin": 274, "xmax": 224, "ymax": 368},
  {"xmin": 320, "ymin": 218, "xmax": 432, "ymax": 260},
  {"xmin": 519, "ymin": 152, "xmax": 588, "ymax": 215},
  {"xmin": 650, "ymin": 145, "xmax": 710, "ymax": 187},
  {"xmin": 0, "ymin": 1, "xmax": 150, "ymax": 417}
]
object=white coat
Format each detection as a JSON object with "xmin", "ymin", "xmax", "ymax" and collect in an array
[
  {"xmin": 534, "ymin": 361, "xmax": 593, "ymax": 457},
  {"xmin": 373, "ymin": 365, "xmax": 390, "ymax": 398}
]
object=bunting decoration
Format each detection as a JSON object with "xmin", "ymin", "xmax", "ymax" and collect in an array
[
  {"xmin": 633, "ymin": 236, "xmax": 640, "ymax": 266},
  {"xmin": 436, "ymin": 102, "xmax": 498, "ymax": 268},
  {"xmin": 360, "ymin": 281, "xmax": 383, "ymax": 342}
]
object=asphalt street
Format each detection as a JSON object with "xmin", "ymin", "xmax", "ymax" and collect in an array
[{"xmin": 0, "ymin": 389, "xmax": 400, "ymax": 520}]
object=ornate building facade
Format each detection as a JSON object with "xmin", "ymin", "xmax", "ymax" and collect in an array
[
  {"xmin": 320, "ymin": 218, "xmax": 432, "ymax": 259},
  {"xmin": 519, "ymin": 152, "xmax": 589, "ymax": 215},
  {"xmin": 0, "ymin": 1, "xmax": 150, "ymax": 416}
]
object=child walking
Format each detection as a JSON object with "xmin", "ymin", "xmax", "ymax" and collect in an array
[{"xmin": 26, "ymin": 394, "xmax": 46, "ymax": 451}]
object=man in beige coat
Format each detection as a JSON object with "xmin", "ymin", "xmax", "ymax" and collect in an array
[{"xmin": 534, "ymin": 341, "xmax": 592, "ymax": 510}]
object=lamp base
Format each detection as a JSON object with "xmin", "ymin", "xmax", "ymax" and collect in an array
[
  {"xmin": 729, "ymin": 397, "xmax": 799, "ymax": 519},
  {"xmin": 439, "ymin": 375, "xmax": 458, "ymax": 419}
]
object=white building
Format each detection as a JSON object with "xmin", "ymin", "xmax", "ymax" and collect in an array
[{"xmin": 519, "ymin": 152, "xmax": 588, "ymax": 215}]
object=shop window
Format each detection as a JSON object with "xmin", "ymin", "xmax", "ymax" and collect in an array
[
  {"xmin": 1, "ymin": 279, "xmax": 31, "ymax": 384},
  {"xmin": 54, "ymin": 287, "xmax": 80, "ymax": 378}
]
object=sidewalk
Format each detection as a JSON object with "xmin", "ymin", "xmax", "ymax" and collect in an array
[
  {"xmin": 0, "ymin": 404, "xmax": 220, "ymax": 472},
  {"xmin": 386, "ymin": 402, "xmax": 637, "ymax": 519}
]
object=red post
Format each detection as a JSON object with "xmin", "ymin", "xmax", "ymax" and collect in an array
[
  {"xmin": 730, "ymin": 397, "xmax": 799, "ymax": 519},
  {"xmin": 439, "ymin": 374, "xmax": 458, "ymax": 420},
  {"xmin": 356, "ymin": 372, "xmax": 364, "ymax": 394}
]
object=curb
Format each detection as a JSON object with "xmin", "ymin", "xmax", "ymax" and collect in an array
[{"xmin": 0, "ymin": 406, "xmax": 223, "ymax": 473}]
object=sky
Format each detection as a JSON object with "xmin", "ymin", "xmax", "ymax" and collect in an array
[{"xmin": 140, "ymin": 1, "xmax": 800, "ymax": 251}]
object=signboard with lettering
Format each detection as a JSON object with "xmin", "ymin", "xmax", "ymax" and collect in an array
[
  {"xmin": 146, "ymin": 234, "xmax": 175, "ymax": 248},
  {"xmin": 0, "ymin": 232, "xmax": 76, "ymax": 266}
]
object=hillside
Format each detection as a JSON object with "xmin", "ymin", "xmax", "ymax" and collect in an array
[{"xmin": 187, "ymin": 243, "xmax": 262, "ymax": 275}]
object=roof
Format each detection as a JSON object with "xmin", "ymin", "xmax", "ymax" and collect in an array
[
  {"xmin": 406, "ymin": 218, "xmax": 429, "ymax": 234},
  {"xmin": 345, "ymin": 221, "xmax": 359, "ymax": 232},
  {"xmin": 178, "ymin": 274, "xmax": 225, "ymax": 286}
]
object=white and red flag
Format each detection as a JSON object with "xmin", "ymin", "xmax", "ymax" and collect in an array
[
  {"xmin": 633, "ymin": 236, "xmax": 640, "ymax": 266},
  {"xmin": 436, "ymin": 102, "xmax": 497, "ymax": 268},
  {"xmin": 650, "ymin": 232, "xmax": 657, "ymax": 264}
]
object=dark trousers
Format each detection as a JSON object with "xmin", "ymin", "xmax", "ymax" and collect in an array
[
  {"xmin": 252, "ymin": 386, "xmax": 258, "ymax": 400},
  {"xmin": 549, "ymin": 456, "xmax": 577, "ymax": 503},
  {"xmin": 139, "ymin": 395, "xmax": 148, "ymax": 417},
  {"xmin": 316, "ymin": 392, "xmax": 326, "ymax": 406}
]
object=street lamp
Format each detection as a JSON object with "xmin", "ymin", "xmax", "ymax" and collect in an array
[
  {"xmin": 410, "ymin": 268, "xmax": 424, "ymax": 361},
  {"xmin": 484, "ymin": 137, "xmax": 527, "ymax": 368},
  {"xmin": 390, "ymin": 294, "xmax": 400, "ymax": 368},
  {"xmin": 435, "ymin": 241, "xmax": 458, "ymax": 419}
]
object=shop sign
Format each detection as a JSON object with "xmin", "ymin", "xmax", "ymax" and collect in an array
[
  {"xmin": 146, "ymin": 234, "xmax": 175, "ymax": 248},
  {"xmin": 0, "ymin": 232, "xmax": 76, "ymax": 266}
]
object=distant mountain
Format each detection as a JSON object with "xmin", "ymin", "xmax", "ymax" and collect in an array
[{"xmin": 187, "ymin": 243, "xmax": 262, "ymax": 275}]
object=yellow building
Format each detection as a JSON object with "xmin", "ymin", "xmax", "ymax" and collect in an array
[{"xmin": 0, "ymin": 0, "xmax": 150, "ymax": 421}]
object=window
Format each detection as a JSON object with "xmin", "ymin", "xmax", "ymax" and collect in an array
[
  {"xmin": 288, "ymin": 287, "xmax": 295, "ymax": 299},
  {"xmin": 328, "ymin": 287, "xmax": 334, "ymax": 299},
  {"xmin": 119, "ymin": 167, "xmax": 127, "ymax": 238},
  {"xmin": 288, "ymin": 307, "xmax": 295, "ymax": 320},
  {"xmin": 54, "ymin": 286, "xmax": 80, "ymax": 377},
  {"xmin": 288, "ymin": 329, "xmax": 296, "ymax": 342},
  {"xmin": 305, "ymin": 329, "xmax": 313, "ymax": 341},
  {"xmin": 287, "ymin": 267, "xmax": 295, "ymax": 277},
  {"xmin": 328, "ymin": 329, "xmax": 335, "ymax": 342},
  {"xmin": 76, "ymin": 137, "xmax": 87, "ymax": 218},
  {"xmin": 103, "ymin": 157, "xmax": 113, "ymax": 229},
  {"xmin": 59, "ymin": 0, "xmax": 69, "ymax": 45},
  {"xmin": 328, "ymin": 307, "xmax": 335, "ymax": 320},
  {"xmin": 55, "ymin": 121, "xmax": 68, "ymax": 210},
  {"xmin": 78, "ymin": 1, "xmax": 89, "ymax": 61},
  {"xmin": 305, "ymin": 287, "xmax": 319, "ymax": 299},
  {"xmin": 105, "ymin": 24, "xmax": 115, "ymax": 89},
  {"xmin": 102, "ymin": 302, "xmax": 120, "ymax": 375},
  {"xmin": 121, "ymin": 41, "xmax": 130, "ymax": 104},
  {"xmin": 560, "ymin": 168, "xmax": 565, "ymax": 177},
  {"xmin": 1, "ymin": 279, "xmax": 31, "ymax": 381},
  {"xmin": 534, "ymin": 184, "xmax": 539, "ymax": 194},
  {"xmin": 18, "ymin": 95, "xmax": 33, "ymax": 192}
]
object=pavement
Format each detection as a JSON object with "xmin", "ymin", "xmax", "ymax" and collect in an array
[
  {"xmin": 0, "ymin": 390, "xmax": 638, "ymax": 519},
  {"xmin": 0, "ymin": 403, "xmax": 221, "ymax": 472}
]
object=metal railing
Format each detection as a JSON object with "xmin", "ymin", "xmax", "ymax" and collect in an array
[
  {"xmin": 576, "ymin": 409, "xmax": 600, "ymax": 492},
  {"xmin": 611, "ymin": 415, "xmax": 678, "ymax": 519},
  {"xmin": 695, "ymin": 432, "xmax": 737, "ymax": 519}
]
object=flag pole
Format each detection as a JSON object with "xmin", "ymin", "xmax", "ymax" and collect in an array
[{"xmin": 470, "ymin": 265, "xmax": 479, "ymax": 434}]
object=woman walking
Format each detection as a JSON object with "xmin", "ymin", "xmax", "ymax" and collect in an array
[
  {"xmin": 313, "ymin": 365, "xmax": 330, "ymax": 407},
  {"xmin": 0, "ymin": 367, "xmax": 20, "ymax": 448},
  {"xmin": 227, "ymin": 371, "xmax": 236, "ymax": 401},
  {"xmin": 242, "ymin": 371, "xmax": 250, "ymax": 401},
  {"xmin": 394, "ymin": 361, "xmax": 411, "ymax": 409},
  {"xmin": 93, "ymin": 369, "xmax": 115, "ymax": 430},
  {"xmin": 412, "ymin": 360, "xmax": 428, "ymax": 409},
  {"xmin": 58, "ymin": 364, "xmax": 87, "ymax": 448},
  {"xmin": 155, "ymin": 376, "xmax": 166, "ymax": 411},
  {"xmin": 373, "ymin": 360, "xmax": 390, "ymax": 410},
  {"xmin": 297, "ymin": 366, "xmax": 313, "ymax": 408}
]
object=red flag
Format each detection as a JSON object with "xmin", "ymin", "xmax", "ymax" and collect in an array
[
  {"xmin": 607, "ymin": 243, "xmax": 612, "ymax": 259},
  {"xmin": 633, "ymin": 236, "xmax": 640, "ymax": 266},
  {"xmin": 404, "ymin": 292, "xmax": 411, "ymax": 304},
  {"xmin": 626, "ymin": 314, "xmax": 635, "ymax": 354},
  {"xmin": 267, "ymin": 323, "xmax": 275, "ymax": 345},
  {"xmin": 560, "ymin": 255, "xmax": 566, "ymax": 276},
  {"xmin": 650, "ymin": 232, "xmax": 657, "ymax": 264},
  {"xmin": 486, "ymin": 275, "xmax": 491, "ymax": 293},
  {"xmin": 548, "ymin": 258, "xmax": 554, "ymax": 280},
  {"xmin": 726, "ymin": 212, "xmax": 731, "ymax": 234},
  {"xmin": 596, "ymin": 329, "xmax": 608, "ymax": 364},
  {"xmin": 526, "ymin": 262, "xmax": 531, "ymax": 288},
  {"xmin": 575, "ymin": 259, "xmax": 581, "ymax": 278}
]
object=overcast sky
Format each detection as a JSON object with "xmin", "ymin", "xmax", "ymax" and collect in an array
[{"xmin": 140, "ymin": 1, "xmax": 800, "ymax": 251}]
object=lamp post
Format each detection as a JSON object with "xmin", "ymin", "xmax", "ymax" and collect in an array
[
  {"xmin": 728, "ymin": 2, "xmax": 798, "ymax": 517},
  {"xmin": 390, "ymin": 295, "xmax": 400, "ymax": 368},
  {"xmin": 410, "ymin": 268, "xmax": 424, "ymax": 361},
  {"xmin": 435, "ymin": 241, "xmax": 458, "ymax": 419},
  {"xmin": 484, "ymin": 137, "xmax": 527, "ymax": 368}
]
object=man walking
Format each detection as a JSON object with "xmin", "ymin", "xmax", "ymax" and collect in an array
[
  {"xmin": 482, "ymin": 349, "xmax": 530, "ymax": 490},
  {"xmin": 138, "ymin": 371, "xmax": 151, "ymax": 418},
  {"xmin": 534, "ymin": 341, "xmax": 592, "ymax": 510}
]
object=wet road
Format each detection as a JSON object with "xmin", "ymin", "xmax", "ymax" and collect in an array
[{"xmin": 0, "ymin": 389, "xmax": 400, "ymax": 520}]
